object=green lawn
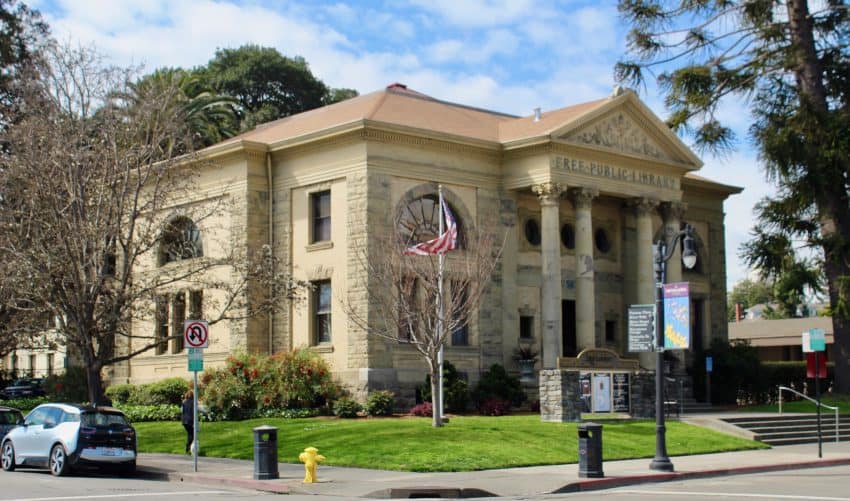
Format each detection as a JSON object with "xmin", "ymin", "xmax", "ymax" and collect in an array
[
  {"xmin": 740, "ymin": 394, "xmax": 850, "ymax": 414},
  {"xmin": 135, "ymin": 415, "xmax": 766, "ymax": 472}
]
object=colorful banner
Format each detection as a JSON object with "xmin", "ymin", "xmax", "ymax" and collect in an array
[{"xmin": 663, "ymin": 282, "xmax": 690, "ymax": 349}]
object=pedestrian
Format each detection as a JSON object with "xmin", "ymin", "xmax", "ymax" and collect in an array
[{"xmin": 181, "ymin": 389, "xmax": 194, "ymax": 454}]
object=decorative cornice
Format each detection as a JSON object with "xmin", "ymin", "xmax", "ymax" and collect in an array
[
  {"xmin": 562, "ymin": 111, "xmax": 670, "ymax": 161},
  {"xmin": 569, "ymin": 187, "xmax": 599, "ymax": 210},
  {"xmin": 531, "ymin": 182, "xmax": 566, "ymax": 206}
]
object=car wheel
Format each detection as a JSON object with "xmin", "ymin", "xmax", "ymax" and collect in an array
[
  {"xmin": 119, "ymin": 460, "xmax": 136, "ymax": 476},
  {"xmin": 1, "ymin": 441, "xmax": 15, "ymax": 472},
  {"xmin": 49, "ymin": 444, "xmax": 68, "ymax": 476}
]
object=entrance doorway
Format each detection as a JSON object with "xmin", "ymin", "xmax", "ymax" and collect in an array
[{"xmin": 562, "ymin": 300, "xmax": 577, "ymax": 356}]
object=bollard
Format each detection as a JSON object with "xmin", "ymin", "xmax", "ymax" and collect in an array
[
  {"xmin": 299, "ymin": 446, "xmax": 326, "ymax": 483},
  {"xmin": 252, "ymin": 425, "xmax": 279, "ymax": 480},
  {"xmin": 577, "ymin": 422, "xmax": 603, "ymax": 478}
]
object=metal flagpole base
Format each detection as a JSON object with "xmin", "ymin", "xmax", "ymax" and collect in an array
[{"xmin": 650, "ymin": 457, "xmax": 674, "ymax": 472}]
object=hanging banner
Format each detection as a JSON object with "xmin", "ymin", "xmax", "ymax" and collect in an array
[{"xmin": 663, "ymin": 282, "xmax": 690, "ymax": 349}]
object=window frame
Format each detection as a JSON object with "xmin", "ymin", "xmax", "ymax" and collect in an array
[
  {"xmin": 310, "ymin": 190, "xmax": 332, "ymax": 243},
  {"xmin": 312, "ymin": 280, "xmax": 332, "ymax": 344}
]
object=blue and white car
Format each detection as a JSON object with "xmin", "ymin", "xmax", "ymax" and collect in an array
[{"xmin": 1, "ymin": 403, "xmax": 136, "ymax": 476}]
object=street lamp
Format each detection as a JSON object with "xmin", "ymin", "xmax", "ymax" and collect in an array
[{"xmin": 650, "ymin": 223, "xmax": 697, "ymax": 472}]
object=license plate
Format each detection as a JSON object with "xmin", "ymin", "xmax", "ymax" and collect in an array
[{"xmin": 103, "ymin": 448, "xmax": 120, "ymax": 456}]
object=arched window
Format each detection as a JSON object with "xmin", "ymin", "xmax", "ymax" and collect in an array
[
  {"xmin": 159, "ymin": 217, "xmax": 203, "ymax": 266},
  {"xmin": 397, "ymin": 194, "xmax": 464, "ymax": 249}
]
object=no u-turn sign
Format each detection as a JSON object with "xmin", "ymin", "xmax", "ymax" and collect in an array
[{"xmin": 184, "ymin": 320, "xmax": 209, "ymax": 349}]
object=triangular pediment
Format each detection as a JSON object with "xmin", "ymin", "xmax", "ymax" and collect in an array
[{"xmin": 554, "ymin": 91, "xmax": 702, "ymax": 169}]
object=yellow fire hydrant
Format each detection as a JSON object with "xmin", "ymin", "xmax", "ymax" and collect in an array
[{"xmin": 298, "ymin": 446, "xmax": 325, "ymax": 483}]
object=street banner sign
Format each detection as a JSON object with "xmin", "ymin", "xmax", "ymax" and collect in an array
[
  {"xmin": 184, "ymin": 320, "xmax": 209, "ymax": 349},
  {"xmin": 188, "ymin": 348, "xmax": 204, "ymax": 372},
  {"xmin": 706, "ymin": 356, "xmax": 713, "ymax": 373},
  {"xmin": 802, "ymin": 328, "xmax": 826, "ymax": 352},
  {"xmin": 663, "ymin": 282, "xmax": 690, "ymax": 349},
  {"xmin": 806, "ymin": 352, "xmax": 827, "ymax": 379},
  {"xmin": 627, "ymin": 304, "xmax": 655, "ymax": 352}
]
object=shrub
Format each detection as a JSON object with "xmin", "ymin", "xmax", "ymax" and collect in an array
[
  {"xmin": 479, "ymin": 398, "xmax": 512, "ymax": 416},
  {"xmin": 43, "ymin": 367, "xmax": 89, "ymax": 402},
  {"xmin": 364, "ymin": 390, "xmax": 395, "ymax": 416},
  {"xmin": 333, "ymin": 398, "xmax": 362, "ymax": 418},
  {"xmin": 105, "ymin": 384, "xmax": 135, "ymax": 405},
  {"xmin": 420, "ymin": 361, "xmax": 470, "ymax": 412},
  {"xmin": 410, "ymin": 402, "xmax": 433, "ymax": 417},
  {"xmin": 201, "ymin": 348, "xmax": 341, "ymax": 420},
  {"xmin": 472, "ymin": 364, "xmax": 526, "ymax": 413},
  {"xmin": 0, "ymin": 396, "xmax": 48, "ymax": 412},
  {"xmin": 144, "ymin": 378, "xmax": 190, "ymax": 405},
  {"xmin": 118, "ymin": 404, "xmax": 181, "ymax": 422}
]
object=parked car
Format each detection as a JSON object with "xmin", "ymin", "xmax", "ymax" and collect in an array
[
  {"xmin": 0, "ymin": 407, "xmax": 23, "ymax": 438},
  {"xmin": 1, "ymin": 403, "xmax": 136, "ymax": 476},
  {"xmin": 1, "ymin": 379, "xmax": 46, "ymax": 399}
]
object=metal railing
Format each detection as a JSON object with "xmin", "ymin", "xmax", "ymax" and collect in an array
[{"xmin": 778, "ymin": 385, "xmax": 839, "ymax": 443}]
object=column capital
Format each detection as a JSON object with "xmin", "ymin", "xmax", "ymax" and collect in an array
[
  {"xmin": 660, "ymin": 201, "xmax": 687, "ymax": 222},
  {"xmin": 628, "ymin": 197, "xmax": 659, "ymax": 217},
  {"xmin": 569, "ymin": 187, "xmax": 599, "ymax": 210},
  {"xmin": 532, "ymin": 182, "xmax": 566, "ymax": 206}
]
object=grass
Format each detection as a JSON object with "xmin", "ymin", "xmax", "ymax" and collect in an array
[
  {"xmin": 134, "ymin": 414, "xmax": 766, "ymax": 472},
  {"xmin": 739, "ymin": 394, "xmax": 850, "ymax": 414}
]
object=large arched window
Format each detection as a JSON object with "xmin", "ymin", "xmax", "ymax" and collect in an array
[
  {"xmin": 397, "ymin": 194, "xmax": 464, "ymax": 249},
  {"xmin": 158, "ymin": 217, "xmax": 203, "ymax": 266}
]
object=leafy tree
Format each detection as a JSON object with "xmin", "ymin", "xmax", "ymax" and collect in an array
[
  {"xmin": 728, "ymin": 278, "xmax": 774, "ymax": 321},
  {"xmin": 0, "ymin": 0, "xmax": 48, "ymax": 122},
  {"xmin": 126, "ymin": 68, "xmax": 238, "ymax": 150},
  {"xmin": 617, "ymin": 1, "xmax": 850, "ymax": 392},
  {"xmin": 197, "ymin": 44, "xmax": 357, "ymax": 131},
  {"xmin": 0, "ymin": 43, "xmax": 304, "ymax": 404}
]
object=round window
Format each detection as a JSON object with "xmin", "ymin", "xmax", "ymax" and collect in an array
[
  {"xmin": 524, "ymin": 219, "xmax": 541, "ymax": 246},
  {"xmin": 595, "ymin": 228, "xmax": 611, "ymax": 253},
  {"xmin": 560, "ymin": 224, "xmax": 575, "ymax": 249}
]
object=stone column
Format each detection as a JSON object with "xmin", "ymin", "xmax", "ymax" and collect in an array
[
  {"xmin": 660, "ymin": 202, "xmax": 687, "ymax": 283},
  {"xmin": 532, "ymin": 182, "xmax": 565, "ymax": 369},
  {"xmin": 661, "ymin": 201, "xmax": 687, "ymax": 374},
  {"xmin": 630, "ymin": 197, "xmax": 659, "ymax": 369},
  {"xmin": 570, "ymin": 187, "xmax": 598, "ymax": 352}
]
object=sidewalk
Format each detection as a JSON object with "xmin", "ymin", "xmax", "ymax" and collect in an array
[{"xmin": 137, "ymin": 424, "xmax": 850, "ymax": 498}]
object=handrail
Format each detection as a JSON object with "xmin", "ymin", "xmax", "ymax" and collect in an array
[{"xmin": 778, "ymin": 385, "xmax": 839, "ymax": 443}]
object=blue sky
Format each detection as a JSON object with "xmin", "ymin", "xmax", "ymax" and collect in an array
[{"xmin": 32, "ymin": 0, "xmax": 769, "ymax": 290}]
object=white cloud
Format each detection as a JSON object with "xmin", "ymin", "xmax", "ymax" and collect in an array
[{"xmin": 406, "ymin": 0, "xmax": 536, "ymax": 28}]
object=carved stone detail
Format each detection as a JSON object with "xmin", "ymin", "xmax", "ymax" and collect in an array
[
  {"xmin": 532, "ymin": 182, "xmax": 566, "ymax": 206},
  {"xmin": 564, "ymin": 112, "xmax": 668, "ymax": 160},
  {"xmin": 660, "ymin": 201, "xmax": 687, "ymax": 222},
  {"xmin": 569, "ymin": 187, "xmax": 599, "ymax": 210},
  {"xmin": 628, "ymin": 197, "xmax": 659, "ymax": 217}
]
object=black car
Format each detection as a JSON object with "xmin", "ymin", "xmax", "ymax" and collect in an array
[
  {"xmin": 0, "ymin": 407, "xmax": 23, "ymax": 438},
  {"xmin": 1, "ymin": 379, "xmax": 46, "ymax": 399}
]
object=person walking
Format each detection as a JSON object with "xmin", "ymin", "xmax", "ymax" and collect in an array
[{"xmin": 181, "ymin": 389, "xmax": 194, "ymax": 454}]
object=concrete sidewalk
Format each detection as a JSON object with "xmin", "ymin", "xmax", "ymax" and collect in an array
[{"xmin": 137, "ymin": 440, "xmax": 850, "ymax": 497}]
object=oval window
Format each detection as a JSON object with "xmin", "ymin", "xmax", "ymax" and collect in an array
[
  {"xmin": 595, "ymin": 228, "xmax": 611, "ymax": 253},
  {"xmin": 561, "ymin": 224, "xmax": 575, "ymax": 249},
  {"xmin": 524, "ymin": 219, "xmax": 541, "ymax": 246}
]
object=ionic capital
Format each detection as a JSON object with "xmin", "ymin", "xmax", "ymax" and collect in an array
[
  {"xmin": 532, "ymin": 182, "xmax": 566, "ymax": 207},
  {"xmin": 628, "ymin": 197, "xmax": 659, "ymax": 217}
]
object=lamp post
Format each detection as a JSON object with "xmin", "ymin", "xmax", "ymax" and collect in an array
[{"xmin": 650, "ymin": 223, "xmax": 697, "ymax": 472}]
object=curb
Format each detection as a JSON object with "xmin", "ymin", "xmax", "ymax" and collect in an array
[
  {"xmin": 554, "ymin": 457, "xmax": 850, "ymax": 493},
  {"xmin": 137, "ymin": 468, "xmax": 292, "ymax": 494}
]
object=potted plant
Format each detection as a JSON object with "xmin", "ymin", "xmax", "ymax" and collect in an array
[{"xmin": 513, "ymin": 344, "xmax": 539, "ymax": 382}]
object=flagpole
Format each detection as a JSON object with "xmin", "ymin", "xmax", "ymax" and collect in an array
[{"xmin": 437, "ymin": 185, "xmax": 445, "ymax": 425}]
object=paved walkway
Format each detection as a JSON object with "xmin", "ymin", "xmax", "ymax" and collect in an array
[{"xmin": 136, "ymin": 414, "xmax": 850, "ymax": 498}]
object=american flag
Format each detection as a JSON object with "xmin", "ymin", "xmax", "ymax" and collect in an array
[{"xmin": 404, "ymin": 196, "xmax": 457, "ymax": 255}]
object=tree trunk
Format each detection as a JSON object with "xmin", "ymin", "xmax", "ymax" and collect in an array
[
  {"xmin": 86, "ymin": 362, "xmax": 105, "ymax": 406},
  {"xmin": 428, "ymin": 355, "xmax": 443, "ymax": 427}
]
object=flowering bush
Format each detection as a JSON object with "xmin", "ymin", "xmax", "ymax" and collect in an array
[
  {"xmin": 201, "ymin": 349, "xmax": 340, "ymax": 420},
  {"xmin": 364, "ymin": 390, "xmax": 395, "ymax": 417},
  {"xmin": 479, "ymin": 398, "xmax": 512, "ymax": 416},
  {"xmin": 332, "ymin": 398, "xmax": 362, "ymax": 418},
  {"xmin": 410, "ymin": 402, "xmax": 433, "ymax": 417}
]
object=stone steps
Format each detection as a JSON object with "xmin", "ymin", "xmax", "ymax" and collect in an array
[{"xmin": 723, "ymin": 414, "xmax": 850, "ymax": 446}]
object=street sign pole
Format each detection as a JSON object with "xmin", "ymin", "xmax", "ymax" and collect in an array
[
  {"xmin": 184, "ymin": 319, "xmax": 209, "ymax": 473},
  {"xmin": 193, "ymin": 369, "xmax": 199, "ymax": 472},
  {"xmin": 815, "ymin": 348, "xmax": 821, "ymax": 458}
]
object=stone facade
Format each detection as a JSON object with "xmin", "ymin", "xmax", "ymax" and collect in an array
[
  {"xmin": 113, "ymin": 85, "xmax": 740, "ymax": 410},
  {"xmin": 539, "ymin": 370, "xmax": 582, "ymax": 422}
]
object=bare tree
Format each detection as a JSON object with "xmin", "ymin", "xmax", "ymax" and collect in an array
[
  {"xmin": 0, "ymin": 42, "xmax": 302, "ymax": 403},
  {"xmin": 342, "ymin": 197, "xmax": 504, "ymax": 427}
]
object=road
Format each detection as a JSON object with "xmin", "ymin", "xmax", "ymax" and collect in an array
[{"xmin": 1, "ymin": 464, "xmax": 849, "ymax": 501}]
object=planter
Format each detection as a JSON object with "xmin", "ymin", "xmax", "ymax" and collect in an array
[{"xmin": 517, "ymin": 359, "xmax": 536, "ymax": 382}]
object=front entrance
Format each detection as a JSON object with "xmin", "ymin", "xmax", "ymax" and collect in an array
[{"xmin": 562, "ymin": 300, "xmax": 577, "ymax": 356}]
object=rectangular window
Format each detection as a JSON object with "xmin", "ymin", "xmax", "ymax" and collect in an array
[
  {"xmin": 29, "ymin": 354, "xmax": 36, "ymax": 377},
  {"xmin": 398, "ymin": 277, "xmax": 417, "ymax": 342},
  {"xmin": 155, "ymin": 295, "xmax": 169, "ymax": 355},
  {"xmin": 189, "ymin": 290, "xmax": 203, "ymax": 320},
  {"xmin": 47, "ymin": 353, "xmax": 54, "ymax": 376},
  {"xmin": 311, "ymin": 190, "xmax": 331, "ymax": 243},
  {"xmin": 519, "ymin": 316, "xmax": 534, "ymax": 339},
  {"xmin": 605, "ymin": 320, "xmax": 616, "ymax": 343},
  {"xmin": 313, "ymin": 281, "xmax": 332, "ymax": 344},
  {"xmin": 451, "ymin": 282, "xmax": 469, "ymax": 346},
  {"xmin": 171, "ymin": 292, "xmax": 186, "ymax": 354}
]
